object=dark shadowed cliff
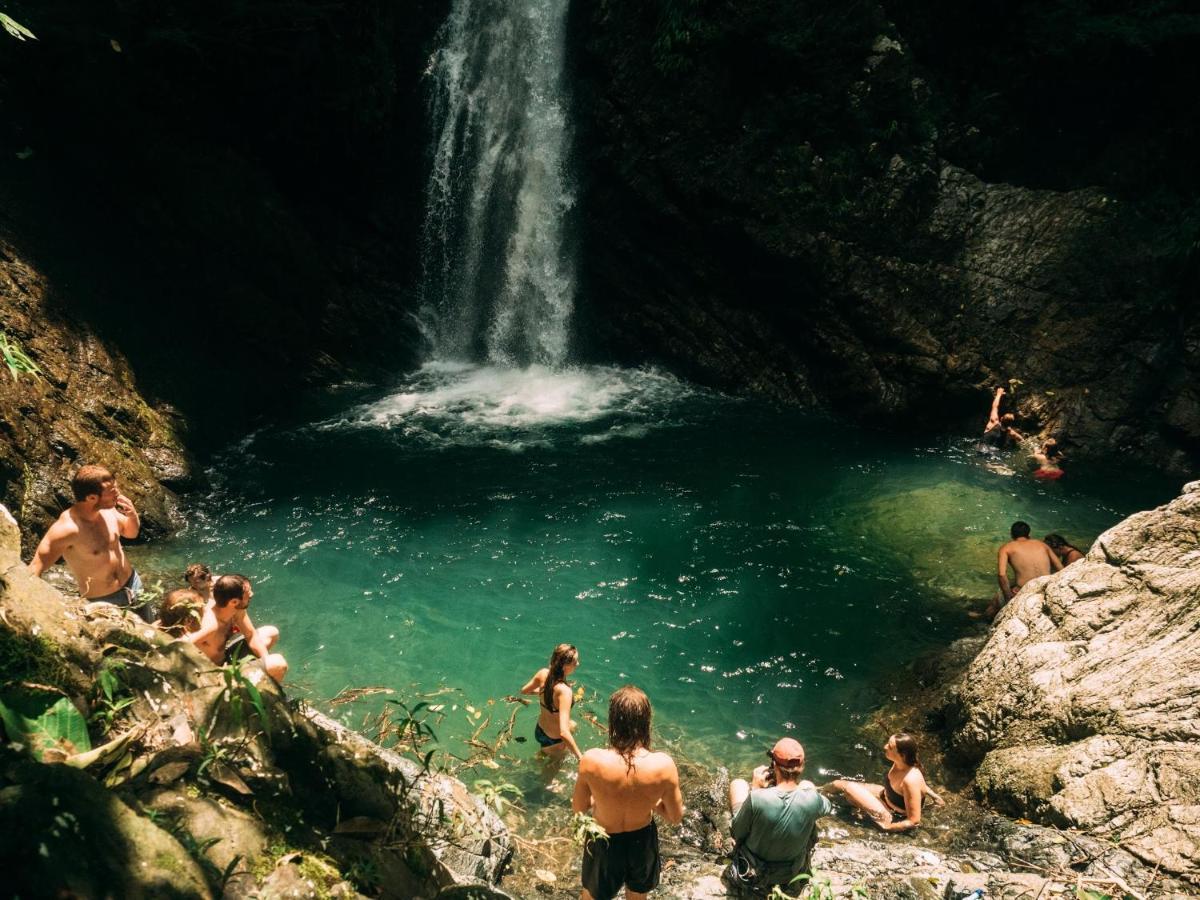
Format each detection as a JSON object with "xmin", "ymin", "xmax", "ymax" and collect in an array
[{"xmin": 568, "ymin": 0, "xmax": 1200, "ymax": 471}]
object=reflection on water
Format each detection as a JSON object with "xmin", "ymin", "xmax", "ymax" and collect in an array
[{"xmin": 139, "ymin": 364, "xmax": 1176, "ymax": 798}]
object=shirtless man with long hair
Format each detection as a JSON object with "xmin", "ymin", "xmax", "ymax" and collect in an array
[{"xmin": 572, "ymin": 686, "xmax": 684, "ymax": 900}]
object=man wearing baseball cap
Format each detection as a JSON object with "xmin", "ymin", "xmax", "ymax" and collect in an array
[{"xmin": 725, "ymin": 737, "xmax": 832, "ymax": 895}]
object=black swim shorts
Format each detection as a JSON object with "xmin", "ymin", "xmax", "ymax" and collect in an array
[{"xmin": 581, "ymin": 820, "xmax": 660, "ymax": 900}]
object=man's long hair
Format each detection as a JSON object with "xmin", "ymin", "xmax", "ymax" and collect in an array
[{"xmin": 608, "ymin": 685, "xmax": 651, "ymax": 767}]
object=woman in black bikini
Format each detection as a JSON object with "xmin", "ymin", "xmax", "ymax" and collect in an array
[
  {"xmin": 520, "ymin": 643, "xmax": 583, "ymax": 760},
  {"xmin": 1043, "ymin": 533, "xmax": 1085, "ymax": 566},
  {"xmin": 827, "ymin": 733, "xmax": 943, "ymax": 832}
]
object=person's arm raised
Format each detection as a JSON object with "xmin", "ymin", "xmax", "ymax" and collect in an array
[{"xmin": 115, "ymin": 493, "xmax": 140, "ymax": 540}]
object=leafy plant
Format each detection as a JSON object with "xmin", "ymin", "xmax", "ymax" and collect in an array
[
  {"xmin": 0, "ymin": 331, "xmax": 41, "ymax": 380},
  {"xmin": 0, "ymin": 683, "xmax": 90, "ymax": 757},
  {"xmin": 90, "ymin": 658, "xmax": 135, "ymax": 733},
  {"xmin": 0, "ymin": 12, "xmax": 35, "ymax": 41},
  {"xmin": 571, "ymin": 812, "xmax": 609, "ymax": 847},
  {"xmin": 472, "ymin": 779, "xmax": 523, "ymax": 816}
]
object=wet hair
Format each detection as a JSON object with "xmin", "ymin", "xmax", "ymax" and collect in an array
[
  {"xmin": 608, "ymin": 685, "xmax": 652, "ymax": 766},
  {"xmin": 213, "ymin": 574, "xmax": 249, "ymax": 607},
  {"xmin": 1043, "ymin": 534, "xmax": 1078, "ymax": 553},
  {"xmin": 159, "ymin": 589, "xmax": 204, "ymax": 636},
  {"xmin": 183, "ymin": 563, "xmax": 212, "ymax": 584},
  {"xmin": 1001, "ymin": 413, "xmax": 1015, "ymax": 424},
  {"xmin": 891, "ymin": 732, "xmax": 924, "ymax": 771},
  {"xmin": 1043, "ymin": 439, "xmax": 1062, "ymax": 460},
  {"xmin": 542, "ymin": 643, "xmax": 578, "ymax": 714},
  {"xmin": 71, "ymin": 465, "xmax": 114, "ymax": 502},
  {"xmin": 1011, "ymin": 521, "xmax": 1031, "ymax": 539}
]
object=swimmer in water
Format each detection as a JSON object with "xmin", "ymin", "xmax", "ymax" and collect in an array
[
  {"xmin": 520, "ymin": 643, "xmax": 583, "ymax": 760},
  {"xmin": 1033, "ymin": 438, "xmax": 1065, "ymax": 480},
  {"xmin": 1044, "ymin": 533, "xmax": 1085, "ymax": 566},
  {"xmin": 980, "ymin": 387, "xmax": 1023, "ymax": 451}
]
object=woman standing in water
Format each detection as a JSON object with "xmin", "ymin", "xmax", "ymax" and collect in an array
[
  {"xmin": 520, "ymin": 644, "xmax": 583, "ymax": 761},
  {"xmin": 827, "ymin": 733, "xmax": 943, "ymax": 832}
]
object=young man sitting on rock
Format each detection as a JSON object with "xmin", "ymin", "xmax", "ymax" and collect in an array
[
  {"xmin": 186, "ymin": 574, "xmax": 288, "ymax": 682},
  {"xmin": 27, "ymin": 464, "xmax": 151, "ymax": 620},
  {"xmin": 725, "ymin": 738, "xmax": 832, "ymax": 896}
]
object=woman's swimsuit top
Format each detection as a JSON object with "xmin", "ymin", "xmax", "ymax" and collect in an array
[
  {"xmin": 883, "ymin": 771, "xmax": 907, "ymax": 812},
  {"xmin": 541, "ymin": 681, "xmax": 563, "ymax": 714}
]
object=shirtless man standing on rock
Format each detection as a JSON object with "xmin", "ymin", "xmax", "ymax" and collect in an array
[
  {"xmin": 28, "ymin": 465, "xmax": 150, "ymax": 620},
  {"xmin": 187, "ymin": 574, "xmax": 288, "ymax": 682},
  {"xmin": 572, "ymin": 685, "xmax": 684, "ymax": 900},
  {"xmin": 985, "ymin": 520, "xmax": 1063, "ymax": 618}
]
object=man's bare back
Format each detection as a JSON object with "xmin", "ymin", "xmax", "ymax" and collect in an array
[
  {"xmin": 998, "ymin": 537, "xmax": 1062, "ymax": 599},
  {"xmin": 574, "ymin": 747, "xmax": 684, "ymax": 834}
]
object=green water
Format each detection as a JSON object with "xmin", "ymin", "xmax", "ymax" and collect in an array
[{"xmin": 137, "ymin": 362, "xmax": 1175, "ymax": 792}]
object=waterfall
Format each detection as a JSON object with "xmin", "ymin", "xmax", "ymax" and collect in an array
[{"xmin": 419, "ymin": 0, "xmax": 576, "ymax": 368}]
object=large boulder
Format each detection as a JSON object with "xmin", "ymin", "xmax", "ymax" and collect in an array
[{"xmin": 943, "ymin": 481, "xmax": 1200, "ymax": 878}]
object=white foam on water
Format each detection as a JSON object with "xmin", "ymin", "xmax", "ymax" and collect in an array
[{"xmin": 323, "ymin": 362, "xmax": 704, "ymax": 449}]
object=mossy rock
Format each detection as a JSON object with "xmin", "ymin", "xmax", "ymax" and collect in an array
[{"xmin": 0, "ymin": 750, "xmax": 211, "ymax": 898}]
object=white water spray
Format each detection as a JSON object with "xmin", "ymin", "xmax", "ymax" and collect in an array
[{"xmin": 420, "ymin": 0, "xmax": 576, "ymax": 367}]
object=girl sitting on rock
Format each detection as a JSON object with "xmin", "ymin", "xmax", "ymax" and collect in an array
[{"xmin": 827, "ymin": 733, "xmax": 943, "ymax": 832}]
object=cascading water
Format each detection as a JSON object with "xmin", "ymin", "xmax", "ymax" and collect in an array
[{"xmin": 420, "ymin": 0, "xmax": 576, "ymax": 368}]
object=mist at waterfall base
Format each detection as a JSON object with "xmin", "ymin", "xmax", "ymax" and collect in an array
[{"xmin": 139, "ymin": 363, "xmax": 1173, "ymax": 792}]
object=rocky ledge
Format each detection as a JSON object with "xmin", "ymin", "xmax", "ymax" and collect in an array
[
  {"xmin": 942, "ymin": 481, "xmax": 1200, "ymax": 883},
  {"xmin": 0, "ymin": 505, "xmax": 509, "ymax": 899}
]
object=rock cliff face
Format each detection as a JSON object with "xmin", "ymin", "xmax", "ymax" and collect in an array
[
  {"xmin": 0, "ymin": 0, "xmax": 448, "ymax": 543},
  {"xmin": 0, "ymin": 235, "xmax": 190, "ymax": 546},
  {"xmin": 942, "ymin": 481, "xmax": 1200, "ymax": 880},
  {"xmin": 569, "ymin": 0, "xmax": 1200, "ymax": 472}
]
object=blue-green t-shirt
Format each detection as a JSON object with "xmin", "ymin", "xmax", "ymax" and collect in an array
[{"xmin": 731, "ymin": 786, "xmax": 832, "ymax": 866}]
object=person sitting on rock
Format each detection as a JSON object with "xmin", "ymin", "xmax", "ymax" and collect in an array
[
  {"xmin": 157, "ymin": 588, "xmax": 205, "ymax": 637},
  {"xmin": 186, "ymin": 574, "xmax": 288, "ymax": 682},
  {"xmin": 983, "ymin": 521, "xmax": 1063, "ymax": 618},
  {"xmin": 520, "ymin": 643, "xmax": 583, "ymax": 760},
  {"xmin": 1043, "ymin": 533, "xmax": 1084, "ymax": 566},
  {"xmin": 27, "ymin": 464, "xmax": 151, "ymax": 620},
  {"xmin": 1032, "ymin": 437, "xmax": 1065, "ymax": 480},
  {"xmin": 980, "ymin": 387, "xmax": 1023, "ymax": 452},
  {"xmin": 725, "ymin": 737, "xmax": 831, "ymax": 896},
  {"xmin": 827, "ymin": 733, "xmax": 943, "ymax": 832},
  {"xmin": 183, "ymin": 563, "xmax": 215, "ymax": 602}
]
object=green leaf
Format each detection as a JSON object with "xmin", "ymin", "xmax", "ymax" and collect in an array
[
  {"xmin": 0, "ymin": 685, "xmax": 91, "ymax": 757},
  {"xmin": 0, "ymin": 13, "xmax": 36, "ymax": 41}
]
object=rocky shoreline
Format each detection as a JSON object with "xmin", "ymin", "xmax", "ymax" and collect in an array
[{"xmin": 2, "ymin": 483, "xmax": 1198, "ymax": 898}]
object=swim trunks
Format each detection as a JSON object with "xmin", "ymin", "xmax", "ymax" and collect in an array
[
  {"xmin": 90, "ymin": 570, "xmax": 152, "ymax": 622},
  {"xmin": 534, "ymin": 723, "xmax": 563, "ymax": 748},
  {"xmin": 1034, "ymin": 467, "xmax": 1065, "ymax": 480},
  {"xmin": 582, "ymin": 820, "xmax": 660, "ymax": 900}
]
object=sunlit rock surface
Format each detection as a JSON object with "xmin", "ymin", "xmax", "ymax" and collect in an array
[{"xmin": 943, "ymin": 481, "xmax": 1200, "ymax": 878}]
